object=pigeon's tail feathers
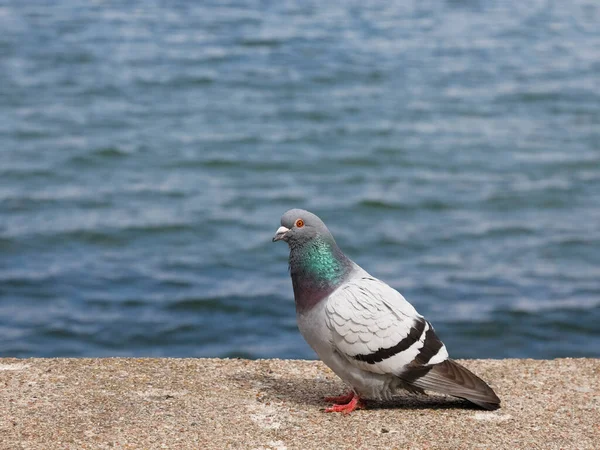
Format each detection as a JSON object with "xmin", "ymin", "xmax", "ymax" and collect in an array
[{"xmin": 408, "ymin": 359, "xmax": 501, "ymax": 410}]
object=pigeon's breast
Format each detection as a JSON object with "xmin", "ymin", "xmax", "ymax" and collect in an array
[
  {"xmin": 292, "ymin": 277, "xmax": 337, "ymax": 313},
  {"xmin": 296, "ymin": 297, "xmax": 332, "ymax": 356},
  {"xmin": 296, "ymin": 293, "xmax": 399, "ymax": 400}
]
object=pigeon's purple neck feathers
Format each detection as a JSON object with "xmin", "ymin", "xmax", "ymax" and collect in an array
[{"xmin": 289, "ymin": 235, "xmax": 354, "ymax": 313}]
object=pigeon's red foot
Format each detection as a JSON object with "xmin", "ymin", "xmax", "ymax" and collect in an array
[
  {"xmin": 323, "ymin": 391, "xmax": 355, "ymax": 404},
  {"xmin": 324, "ymin": 392, "xmax": 364, "ymax": 414}
]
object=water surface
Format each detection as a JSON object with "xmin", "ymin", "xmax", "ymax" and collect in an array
[{"xmin": 1, "ymin": 1, "xmax": 599, "ymax": 359}]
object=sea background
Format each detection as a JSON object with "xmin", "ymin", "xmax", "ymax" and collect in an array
[{"xmin": 1, "ymin": 1, "xmax": 599, "ymax": 359}]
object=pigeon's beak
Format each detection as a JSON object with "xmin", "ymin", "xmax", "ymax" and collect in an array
[{"xmin": 272, "ymin": 226, "xmax": 290, "ymax": 242}]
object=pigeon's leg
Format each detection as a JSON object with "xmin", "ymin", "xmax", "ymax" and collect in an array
[
  {"xmin": 324, "ymin": 392, "xmax": 365, "ymax": 413},
  {"xmin": 323, "ymin": 391, "xmax": 354, "ymax": 403}
]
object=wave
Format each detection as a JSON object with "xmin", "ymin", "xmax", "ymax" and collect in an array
[
  {"xmin": 358, "ymin": 198, "xmax": 452, "ymax": 211},
  {"xmin": 67, "ymin": 146, "xmax": 131, "ymax": 167}
]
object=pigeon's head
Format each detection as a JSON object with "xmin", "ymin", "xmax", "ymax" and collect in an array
[{"xmin": 272, "ymin": 209, "xmax": 331, "ymax": 246}]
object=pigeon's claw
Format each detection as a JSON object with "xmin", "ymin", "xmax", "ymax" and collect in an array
[
  {"xmin": 324, "ymin": 392, "xmax": 364, "ymax": 414},
  {"xmin": 324, "ymin": 391, "xmax": 355, "ymax": 404}
]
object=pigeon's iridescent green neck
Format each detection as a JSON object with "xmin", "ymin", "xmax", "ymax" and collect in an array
[
  {"xmin": 302, "ymin": 239, "xmax": 345, "ymax": 282},
  {"xmin": 289, "ymin": 236, "xmax": 353, "ymax": 311}
]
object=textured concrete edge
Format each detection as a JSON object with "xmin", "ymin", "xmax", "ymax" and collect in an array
[{"xmin": 0, "ymin": 358, "xmax": 598, "ymax": 450}]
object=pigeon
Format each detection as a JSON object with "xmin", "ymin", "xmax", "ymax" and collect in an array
[{"xmin": 273, "ymin": 208, "xmax": 500, "ymax": 413}]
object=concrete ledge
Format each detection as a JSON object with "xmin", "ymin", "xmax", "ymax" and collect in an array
[{"xmin": 0, "ymin": 358, "xmax": 598, "ymax": 449}]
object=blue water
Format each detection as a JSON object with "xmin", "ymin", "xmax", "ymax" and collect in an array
[{"xmin": 1, "ymin": 1, "xmax": 599, "ymax": 359}]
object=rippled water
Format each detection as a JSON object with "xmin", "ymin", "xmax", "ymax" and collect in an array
[{"xmin": 1, "ymin": 1, "xmax": 599, "ymax": 359}]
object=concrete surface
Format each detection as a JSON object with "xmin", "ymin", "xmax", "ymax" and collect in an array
[{"xmin": 0, "ymin": 358, "xmax": 598, "ymax": 449}]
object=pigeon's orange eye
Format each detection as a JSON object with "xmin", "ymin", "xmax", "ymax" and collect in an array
[{"xmin": 295, "ymin": 219, "xmax": 305, "ymax": 228}]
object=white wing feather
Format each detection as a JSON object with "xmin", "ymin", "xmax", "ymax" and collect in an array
[{"xmin": 325, "ymin": 276, "xmax": 447, "ymax": 376}]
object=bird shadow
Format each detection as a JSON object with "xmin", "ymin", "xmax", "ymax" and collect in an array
[{"xmin": 240, "ymin": 371, "xmax": 480, "ymax": 411}]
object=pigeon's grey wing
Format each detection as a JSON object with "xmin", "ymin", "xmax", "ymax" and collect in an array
[
  {"xmin": 325, "ymin": 276, "xmax": 449, "ymax": 377},
  {"xmin": 326, "ymin": 276, "xmax": 501, "ymax": 410}
]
